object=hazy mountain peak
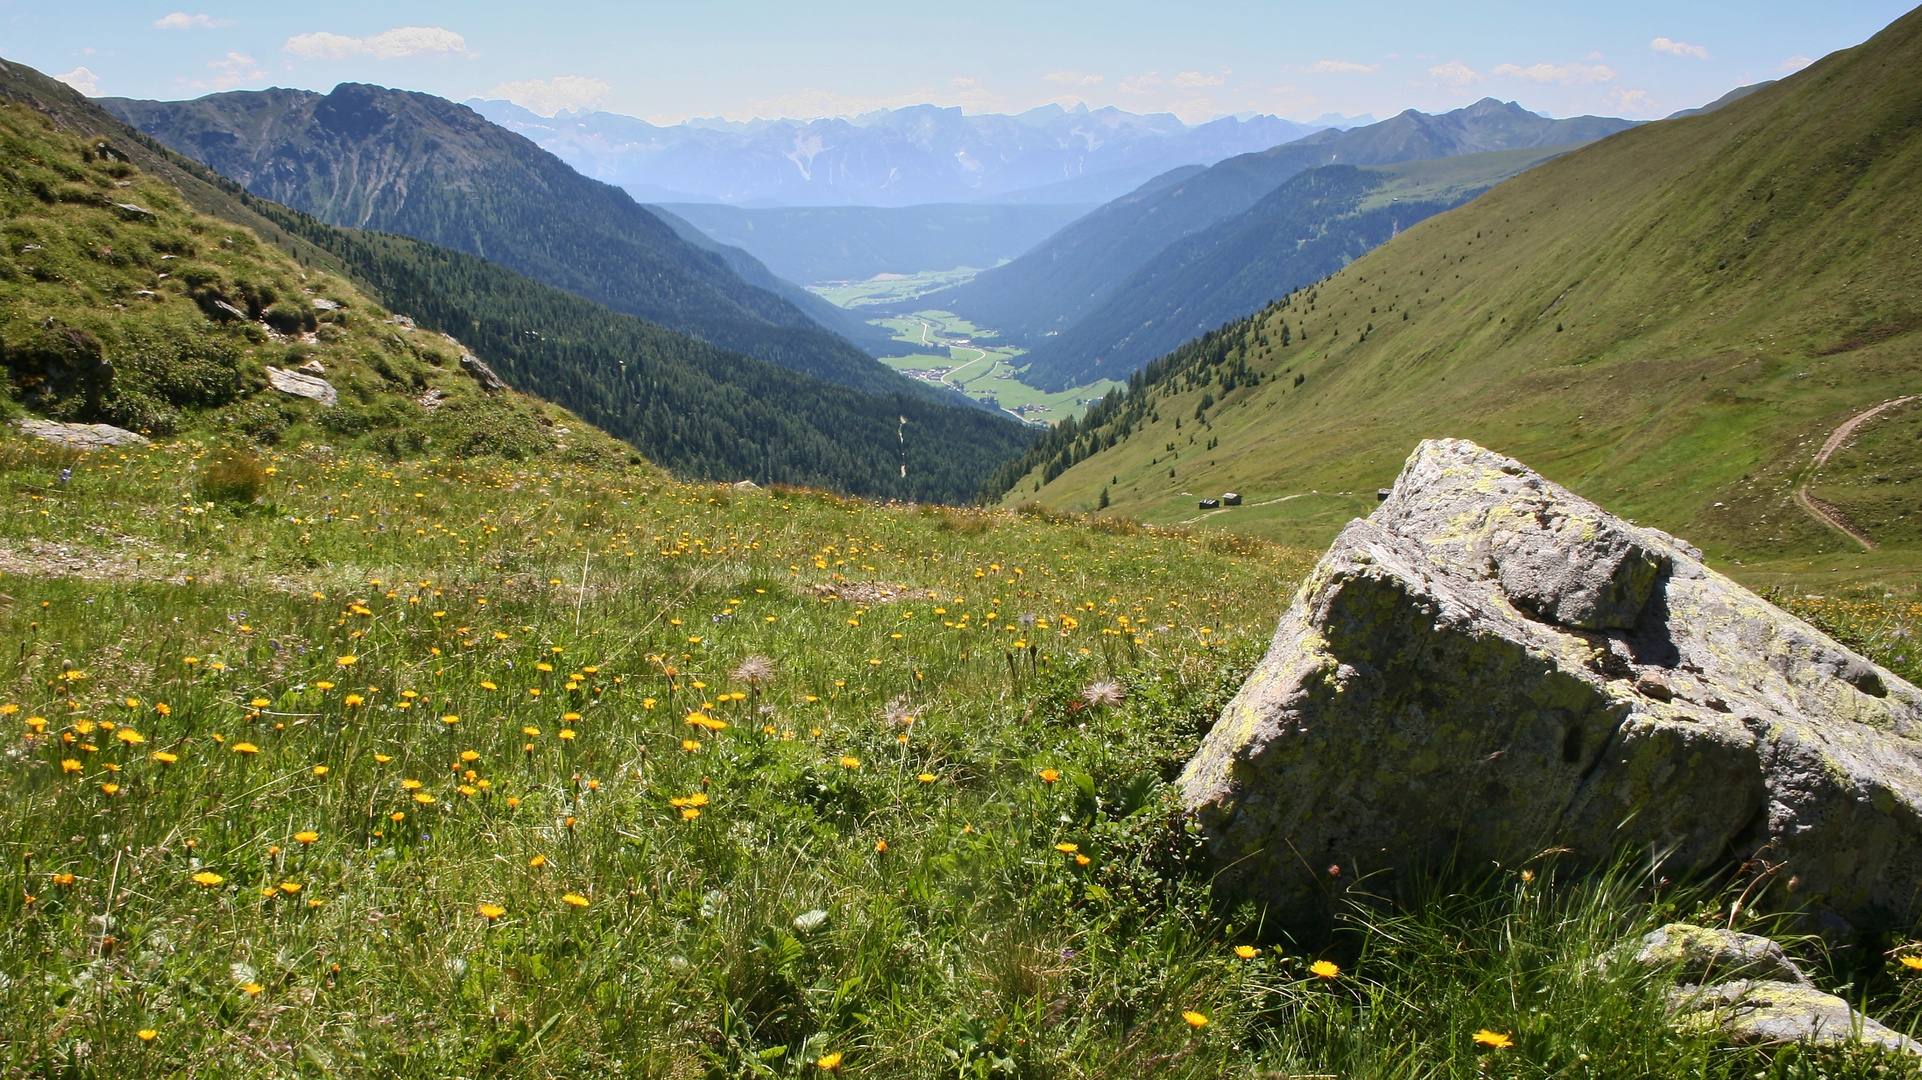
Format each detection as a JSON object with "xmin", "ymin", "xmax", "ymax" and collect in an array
[{"xmin": 468, "ymin": 99, "xmax": 1336, "ymax": 206}]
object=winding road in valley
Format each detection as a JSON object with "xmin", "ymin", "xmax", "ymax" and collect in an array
[{"xmin": 1794, "ymin": 395, "xmax": 1917, "ymax": 551}]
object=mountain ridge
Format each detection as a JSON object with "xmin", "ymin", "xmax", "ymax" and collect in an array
[
  {"xmin": 0, "ymin": 57, "xmax": 1034, "ymax": 501},
  {"xmin": 100, "ymin": 84, "xmax": 953, "ymax": 403},
  {"xmin": 930, "ymin": 99, "xmax": 1638, "ymax": 365},
  {"xmin": 470, "ymin": 99, "xmax": 1338, "ymax": 208},
  {"xmin": 991, "ymin": 10, "xmax": 1922, "ymax": 565}
]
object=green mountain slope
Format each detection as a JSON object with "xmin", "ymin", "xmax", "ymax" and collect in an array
[
  {"xmin": 0, "ymin": 95, "xmax": 624, "ymax": 464},
  {"xmin": 995, "ymin": 7, "xmax": 1922, "ymax": 567},
  {"xmin": 1019, "ymin": 146, "xmax": 1580, "ymax": 390},
  {"xmin": 1, "ymin": 59, "xmax": 1035, "ymax": 502},
  {"xmin": 933, "ymin": 101, "xmax": 1636, "ymax": 356},
  {"xmin": 100, "ymin": 85, "xmax": 937, "ymax": 401}
]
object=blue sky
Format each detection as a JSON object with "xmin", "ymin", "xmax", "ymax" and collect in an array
[{"xmin": 7, "ymin": 1, "xmax": 1913, "ymax": 124}]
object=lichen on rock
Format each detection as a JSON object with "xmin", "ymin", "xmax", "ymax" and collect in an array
[{"xmin": 1179, "ymin": 439, "xmax": 1922, "ymax": 930}]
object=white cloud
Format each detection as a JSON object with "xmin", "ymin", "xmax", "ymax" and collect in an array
[
  {"xmin": 186, "ymin": 51, "xmax": 264, "ymax": 91},
  {"xmin": 154, "ymin": 12, "xmax": 232, "ymax": 29},
  {"xmin": 1116, "ymin": 71, "xmax": 1163, "ymax": 94},
  {"xmin": 1778, "ymin": 54, "xmax": 1813, "ymax": 72},
  {"xmin": 1606, "ymin": 87, "xmax": 1657, "ymax": 116},
  {"xmin": 1170, "ymin": 70, "xmax": 1226, "ymax": 88},
  {"xmin": 1044, "ymin": 70, "xmax": 1102, "ymax": 86},
  {"xmin": 53, "ymin": 66, "xmax": 99, "ymax": 95},
  {"xmin": 484, "ymin": 75, "xmax": 612, "ymax": 117},
  {"xmin": 1428, "ymin": 60, "xmax": 1483, "ymax": 88},
  {"xmin": 1492, "ymin": 61, "xmax": 1616, "ymax": 85},
  {"xmin": 284, "ymin": 26, "xmax": 469, "ymax": 61},
  {"xmin": 1651, "ymin": 37, "xmax": 1710, "ymax": 59},
  {"xmin": 1304, "ymin": 59, "xmax": 1380, "ymax": 74}
]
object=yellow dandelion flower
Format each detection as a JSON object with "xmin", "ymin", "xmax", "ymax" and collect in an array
[
  {"xmin": 231, "ymin": 742, "xmax": 259, "ymax": 755},
  {"xmin": 918, "ymin": 772, "xmax": 936, "ymax": 783},
  {"xmin": 480, "ymin": 681, "xmax": 498, "ymax": 691},
  {"xmin": 1076, "ymin": 853, "xmax": 1091, "ymax": 865},
  {"xmin": 191, "ymin": 871, "xmax": 224, "ymax": 887},
  {"xmin": 343, "ymin": 694, "xmax": 365, "ymax": 707},
  {"xmin": 1472, "ymin": 1030, "xmax": 1514, "ymax": 1049},
  {"xmin": 250, "ymin": 698, "xmax": 270, "ymax": 709},
  {"xmin": 681, "ymin": 807, "xmax": 700, "ymax": 819},
  {"xmin": 559, "ymin": 729, "xmax": 577, "ymax": 740},
  {"xmin": 529, "ymin": 855, "xmax": 547, "ymax": 867},
  {"xmin": 313, "ymin": 682, "xmax": 334, "ymax": 691},
  {"xmin": 1182, "ymin": 1011, "xmax": 1208, "ymax": 1029},
  {"xmin": 1902, "ymin": 957, "xmax": 1922, "ymax": 971},
  {"xmin": 61, "ymin": 759, "xmax": 83, "ymax": 773},
  {"xmin": 294, "ymin": 831, "xmax": 319, "ymax": 844},
  {"xmin": 1038, "ymin": 768, "xmax": 1061, "ymax": 783},
  {"xmin": 561, "ymin": 892, "xmax": 589, "ymax": 908},
  {"xmin": 1054, "ymin": 843, "xmax": 1079, "ymax": 853},
  {"xmin": 1234, "ymin": 945, "xmax": 1259, "ymax": 959},
  {"xmin": 241, "ymin": 983, "xmax": 264, "ymax": 996},
  {"xmin": 840, "ymin": 756, "xmax": 861, "ymax": 769},
  {"xmin": 413, "ymin": 792, "xmax": 436, "ymax": 804},
  {"xmin": 441, "ymin": 715, "xmax": 460, "ymax": 726},
  {"xmin": 335, "ymin": 655, "xmax": 357, "ymax": 667},
  {"xmin": 682, "ymin": 739, "xmax": 701, "ymax": 752},
  {"xmin": 401, "ymin": 779, "xmax": 423, "ymax": 790},
  {"xmin": 373, "ymin": 753, "xmax": 392, "ymax": 764},
  {"xmin": 115, "ymin": 728, "xmax": 146, "ymax": 744},
  {"xmin": 817, "ymin": 1052, "xmax": 844, "ymax": 1070},
  {"xmin": 137, "ymin": 1029, "xmax": 158, "ymax": 1043},
  {"xmin": 523, "ymin": 726, "xmax": 541, "ymax": 737},
  {"xmin": 100, "ymin": 783, "xmax": 120, "ymax": 795},
  {"xmin": 152, "ymin": 751, "xmax": 179, "ymax": 764},
  {"xmin": 278, "ymin": 881, "xmax": 301, "ymax": 894},
  {"xmin": 478, "ymin": 903, "xmax": 505, "ymax": 920},
  {"xmin": 1310, "ymin": 960, "xmax": 1340, "ymax": 979}
]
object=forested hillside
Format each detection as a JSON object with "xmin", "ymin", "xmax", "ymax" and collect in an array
[{"xmin": 102, "ymin": 85, "xmax": 950, "ymax": 402}]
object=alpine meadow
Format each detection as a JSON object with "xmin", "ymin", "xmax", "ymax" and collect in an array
[{"xmin": 6, "ymin": 4, "xmax": 1922, "ymax": 1078}]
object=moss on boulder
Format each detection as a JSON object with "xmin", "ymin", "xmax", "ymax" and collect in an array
[{"xmin": 1180, "ymin": 439, "xmax": 1922, "ymax": 930}]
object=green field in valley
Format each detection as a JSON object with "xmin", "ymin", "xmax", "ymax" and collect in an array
[{"xmin": 809, "ymin": 273, "xmax": 1126, "ymax": 425}]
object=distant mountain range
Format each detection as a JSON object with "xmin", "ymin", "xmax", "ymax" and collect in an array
[
  {"xmin": 467, "ymin": 100, "xmax": 1370, "ymax": 208},
  {"xmin": 652, "ymin": 202, "xmax": 1096, "ymax": 284},
  {"xmin": 928, "ymin": 98, "xmax": 1640, "ymax": 390},
  {"xmin": 100, "ymin": 84, "xmax": 964, "ymax": 404},
  {"xmin": 1022, "ymin": 145, "xmax": 1585, "ymax": 389}
]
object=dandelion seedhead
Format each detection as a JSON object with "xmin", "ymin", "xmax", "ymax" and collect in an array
[
  {"xmin": 1080, "ymin": 679, "xmax": 1127, "ymax": 708},
  {"xmin": 730, "ymin": 654, "xmax": 776, "ymax": 685},
  {"xmin": 882, "ymin": 695, "xmax": 919, "ymax": 727}
]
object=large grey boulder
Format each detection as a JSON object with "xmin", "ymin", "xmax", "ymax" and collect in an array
[
  {"xmin": 265, "ymin": 366, "xmax": 337, "ymax": 407},
  {"xmin": 15, "ymin": 418, "xmax": 149, "ymax": 449},
  {"xmin": 1179, "ymin": 439, "xmax": 1922, "ymax": 928}
]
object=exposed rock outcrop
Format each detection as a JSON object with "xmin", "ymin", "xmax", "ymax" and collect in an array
[
  {"xmin": 265, "ymin": 366, "xmax": 337, "ymax": 406},
  {"xmin": 15, "ymin": 418, "xmax": 149, "ymax": 449},
  {"xmin": 1635, "ymin": 923, "xmax": 1918, "ymax": 1052},
  {"xmin": 1179, "ymin": 439, "xmax": 1922, "ymax": 930},
  {"xmin": 460, "ymin": 353, "xmax": 506, "ymax": 392}
]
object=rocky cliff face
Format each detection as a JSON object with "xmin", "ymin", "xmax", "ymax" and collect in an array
[{"xmin": 1180, "ymin": 439, "xmax": 1922, "ymax": 930}]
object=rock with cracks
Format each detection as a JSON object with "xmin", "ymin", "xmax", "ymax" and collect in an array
[
  {"xmin": 1179, "ymin": 439, "xmax": 1922, "ymax": 930},
  {"xmin": 265, "ymin": 366, "xmax": 337, "ymax": 407}
]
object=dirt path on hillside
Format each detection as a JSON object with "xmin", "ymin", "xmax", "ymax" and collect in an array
[{"xmin": 1794, "ymin": 395, "xmax": 1917, "ymax": 550}]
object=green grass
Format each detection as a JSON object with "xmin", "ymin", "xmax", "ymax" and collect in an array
[
  {"xmin": 4, "ymin": 433, "xmax": 1922, "ymax": 1077},
  {"xmin": 1011, "ymin": 8, "xmax": 1922, "ymax": 576},
  {"xmin": 859, "ymin": 309, "xmax": 1123, "ymax": 424},
  {"xmin": 807, "ymin": 268, "xmax": 983, "ymax": 309}
]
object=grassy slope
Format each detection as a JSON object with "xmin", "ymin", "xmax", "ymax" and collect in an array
[
  {"xmin": 0, "ymin": 100, "xmax": 623, "ymax": 465},
  {"xmin": 1016, "ymin": 9, "xmax": 1922, "ymax": 583},
  {"xmin": 5, "ymin": 435, "xmax": 1918, "ymax": 1077}
]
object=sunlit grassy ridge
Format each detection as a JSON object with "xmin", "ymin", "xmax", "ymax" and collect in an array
[
  {"xmin": 0, "ymin": 100, "xmax": 603, "ymax": 463},
  {"xmin": 7, "ymin": 433, "xmax": 1922, "ymax": 1078}
]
